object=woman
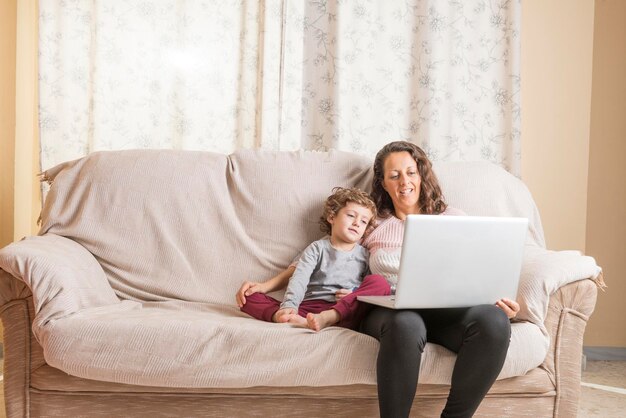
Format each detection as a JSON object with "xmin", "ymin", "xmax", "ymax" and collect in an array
[
  {"xmin": 236, "ymin": 140, "xmax": 519, "ymax": 417},
  {"xmin": 359, "ymin": 141, "xmax": 519, "ymax": 417}
]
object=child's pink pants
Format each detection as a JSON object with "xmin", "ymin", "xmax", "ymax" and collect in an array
[{"xmin": 240, "ymin": 274, "xmax": 390, "ymax": 330}]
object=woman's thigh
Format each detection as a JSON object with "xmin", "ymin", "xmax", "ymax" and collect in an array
[
  {"xmin": 418, "ymin": 304, "xmax": 510, "ymax": 353},
  {"xmin": 360, "ymin": 306, "xmax": 427, "ymax": 343}
]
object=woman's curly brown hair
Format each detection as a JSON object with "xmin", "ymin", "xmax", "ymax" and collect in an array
[
  {"xmin": 319, "ymin": 187, "xmax": 377, "ymax": 235},
  {"xmin": 371, "ymin": 141, "xmax": 447, "ymax": 217}
]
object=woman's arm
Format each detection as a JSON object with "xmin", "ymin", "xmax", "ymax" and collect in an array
[{"xmin": 236, "ymin": 265, "xmax": 296, "ymax": 307}]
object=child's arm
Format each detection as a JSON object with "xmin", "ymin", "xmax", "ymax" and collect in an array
[
  {"xmin": 236, "ymin": 266, "xmax": 295, "ymax": 308},
  {"xmin": 280, "ymin": 245, "xmax": 319, "ymax": 311}
]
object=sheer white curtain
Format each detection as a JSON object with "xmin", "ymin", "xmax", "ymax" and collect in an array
[{"xmin": 39, "ymin": 0, "xmax": 520, "ymax": 174}]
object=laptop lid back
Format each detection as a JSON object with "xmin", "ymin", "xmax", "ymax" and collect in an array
[{"xmin": 393, "ymin": 215, "xmax": 528, "ymax": 309}]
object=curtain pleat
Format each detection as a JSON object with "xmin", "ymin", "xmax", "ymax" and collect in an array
[{"xmin": 39, "ymin": 0, "xmax": 520, "ymax": 175}]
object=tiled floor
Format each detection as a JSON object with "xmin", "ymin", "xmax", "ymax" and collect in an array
[
  {"xmin": 0, "ymin": 360, "xmax": 623, "ymax": 417},
  {"xmin": 579, "ymin": 360, "xmax": 626, "ymax": 417}
]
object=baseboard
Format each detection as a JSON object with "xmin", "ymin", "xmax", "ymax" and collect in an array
[{"xmin": 583, "ymin": 346, "xmax": 626, "ymax": 361}]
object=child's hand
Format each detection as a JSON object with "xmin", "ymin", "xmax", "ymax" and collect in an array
[
  {"xmin": 335, "ymin": 288, "xmax": 353, "ymax": 301},
  {"xmin": 236, "ymin": 281, "xmax": 266, "ymax": 307}
]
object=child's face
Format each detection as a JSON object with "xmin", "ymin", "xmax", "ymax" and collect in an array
[{"xmin": 327, "ymin": 201, "xmax": 373, "ymax": 245}]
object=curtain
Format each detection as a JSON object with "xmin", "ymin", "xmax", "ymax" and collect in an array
[{"xmin": 39, "ymin": 0, "xmax": 520, "ymax": 175}]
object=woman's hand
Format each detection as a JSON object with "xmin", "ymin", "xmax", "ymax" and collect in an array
[
  {"xmin": 236, "ymin": 281, "xmax": 267, "ymax": 307},
  {"xmin": 495, "ymin": 298, "xmax": 520, "ymax": 319},
  {"xmin": 335, "ymin": 288, "xmax": 353, "ymax": 301}
]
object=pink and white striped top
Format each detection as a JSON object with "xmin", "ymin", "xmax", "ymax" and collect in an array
[{"xmin": 361, "ymin": 207, "xmax": 465, "ymax": 285}]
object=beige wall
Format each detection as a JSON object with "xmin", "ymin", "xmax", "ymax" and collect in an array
[
  {"xmin": 521, "ymin": 0, "xmax": 595, "ymax": 253},
  {"xmin": 0, "ymin": 0, "xmax": 40, "ymax": 246},
  {"xmin": 14, "ymin": 0, "xmax": 41, "ymax": 242},
  {"xmin": 1, "ymin": 0, "xmax": 17, "ymax": 249},
  {"xmin": 522, "ymin": 0, "xmax": 625, "ymax": 347},
  {"xmin": 1, "ymin": 0, "xmax": 17, "ymax": 343},
  {"xmin": 2, "ymin": 0, "xmax": 38, "ymax": 247},
  {"xmin": 584, "ymin": 0, "xmax": 626, "ymax": 347}
]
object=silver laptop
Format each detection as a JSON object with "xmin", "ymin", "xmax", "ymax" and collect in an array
[{"xmin": 357, "ymin": 215, "xmax": 528, "ymax": 309}]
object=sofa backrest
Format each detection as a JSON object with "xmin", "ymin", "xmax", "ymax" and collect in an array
[
  {"xmin": 39, "ymin": 149, "xmax": 544, "ymax": 303},
  {"xmin": 39, "ymin": 149, "xmax": 373, "ymax": 303},
  {"xmin": 433, "ymin": 161, "xmax": 546, "ymax": 248}
]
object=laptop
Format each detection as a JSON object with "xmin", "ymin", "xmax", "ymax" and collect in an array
[{"xmin": 357, "ymin": 215, "xmax": 528, "ymax": 309}]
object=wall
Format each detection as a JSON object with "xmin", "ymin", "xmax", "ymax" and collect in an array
[
  {"xmin": 584, "ymin": 0, "xmax": 626, "ymax": 347},
  {"xmin": 3, "ymin": 0, "xmax": 39, "ymax": 245},
  {"xmin": 1, "ymin": 0, "xmax": 16, "ymax": 248},
  {"xmin": 521, "ymin": 0, "xmax": 595, "ymax": 253},
  {"xmin": 522, "ymin": 0, "xmax": 625, "ymax": 348},
  {"xmin": 0, "ymin": 0, "xmax": 18, "ymax": 346},
  {"xmin": 14, "ymin": 0, "xmax": 40, "ymax": 242}
]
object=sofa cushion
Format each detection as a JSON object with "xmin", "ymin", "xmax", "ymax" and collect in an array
[
  {"xmin": 433, "ymin": 161, "xmax": 546, "ymax": 248},
  {"xmin": 33, "ymin": 299, "xmax": 547, "ymax": 388},
  {"xmin": 30, "ymin": 361, "xmax": 555, "ymax": 396}
]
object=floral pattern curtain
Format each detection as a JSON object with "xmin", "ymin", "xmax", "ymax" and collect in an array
[{"xmin": 39, "ymin": 0, "xmax": 520, "ymax": 175}]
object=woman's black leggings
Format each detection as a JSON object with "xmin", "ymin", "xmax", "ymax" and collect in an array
[{"xmin": 360, "ymin": 304, "xmax": 511, "ymax": 418}]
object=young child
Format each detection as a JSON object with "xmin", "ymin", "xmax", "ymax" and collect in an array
[{"xmin": 238, "ymin": 187, "xmax": 390, "ymax": 331}]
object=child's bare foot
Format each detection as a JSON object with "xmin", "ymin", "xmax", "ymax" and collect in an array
[
  {"xmin": 272, "ymin": 309, "xmax": 308, "ymax": 326},
  {"xmin": 306, "ymin": 310, "xmax": 340, "ymax": 331},
  {"xmin": 286, "ymin": 314, "xmax": 308, "ymax": 327},
  {"xmin": 273, "ymin": 311, "xmax": 291, "ymax": 323},
  {"xmin": 275, "ymin": 312, "xmax": 307, "ymax": 326}
]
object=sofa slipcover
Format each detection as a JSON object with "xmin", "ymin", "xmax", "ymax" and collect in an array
[{"xmin": 0, "ymin": 149, "xmax": 602, "ymax": 417}]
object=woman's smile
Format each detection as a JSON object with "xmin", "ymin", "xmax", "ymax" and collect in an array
[{"xmin": 399, "ymin": 186, "xmax": 414, "ymax": 196}]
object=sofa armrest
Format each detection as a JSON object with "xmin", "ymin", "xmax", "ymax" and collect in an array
[
  {"xmin": 0, "ymin": 269, "xmax": 47, "ymax": 418},
  {"xmin": 0, "ymin": 234, "xmax": 119, "ymax": 332},
  {"xmin": 0, "ymin": 265, "xmax": 32, "ymax": 306},
  {"xmin": 541, "ymin": 278, "xmax": 598, "ymax": 418},
  {"xmin": 0, "ymin": 234, "xmax": 119, "ymax": 418}
]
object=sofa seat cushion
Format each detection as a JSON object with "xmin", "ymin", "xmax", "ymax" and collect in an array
[
  {"xmin": 36, "ymin": 300, "xmax": 548, "ymax": 388},
  {"xmin": 30, "ymin": 362, "xmax": 555, "ymax": 397}
]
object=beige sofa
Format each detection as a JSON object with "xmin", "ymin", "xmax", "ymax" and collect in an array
[{"xmin": 0, "ymin": 149, "xmax": 600, "ymax": 417}]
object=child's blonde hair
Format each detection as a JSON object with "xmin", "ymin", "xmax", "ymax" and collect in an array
[{"xmin": 319, "ymin": 187, "xmax": 377, "ymax": 235}]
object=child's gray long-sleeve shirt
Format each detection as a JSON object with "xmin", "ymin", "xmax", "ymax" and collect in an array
[{"xmin": 280, "ymin": 237, "xmax": 370, "ymax": 310}]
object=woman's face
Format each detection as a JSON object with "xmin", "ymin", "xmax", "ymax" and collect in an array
[{"xmin": 382, "ymin": 151, "xmax": 421, "ymax": 218}]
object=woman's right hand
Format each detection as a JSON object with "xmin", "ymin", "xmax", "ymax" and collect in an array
[{"xmin": 236, "ymin": 281, "xmax": 266, "ymax": 307}]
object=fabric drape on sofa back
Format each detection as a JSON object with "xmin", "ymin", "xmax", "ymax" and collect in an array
[
  {"xmin": 433, "ymin": 161, "xmax": 546, "ymax": 248},
  {"xmin": 38, "ymin": 149, "xmax": 373, "ymax": 303}
]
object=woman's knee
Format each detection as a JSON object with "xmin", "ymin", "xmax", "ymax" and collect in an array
[
  {"xmin": 467, "ymin": 305, "xmax": 511, "ymax": 345},
  {"xmin": 383, "ymin": 310, "xmax": 427, "ymax": 349}
]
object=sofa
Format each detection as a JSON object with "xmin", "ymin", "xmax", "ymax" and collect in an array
[{"xmin": 0, "ymin": 149, "xmax": 602, "ymax": 417}]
